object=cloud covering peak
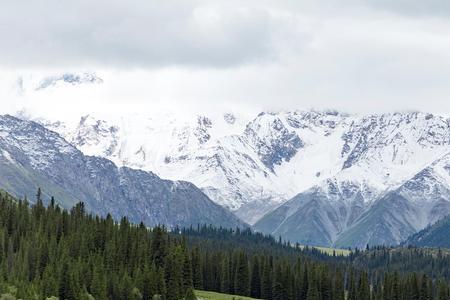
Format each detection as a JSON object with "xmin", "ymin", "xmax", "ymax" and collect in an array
[{"xmin": 1, "ymin": 0, "xmax": 450, "ymax": 115}]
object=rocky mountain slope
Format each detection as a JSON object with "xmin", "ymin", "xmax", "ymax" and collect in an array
[
  {"xmin": 0, "ymin": 115, "xmax": 244, "ymax": 229},
  {"xmin": 255, "ymin": 119, "xmax": 450, "ymax": 248},
  {"xmin": 403, "ymin": 213, "xmax": 450, "ymax": 248}
]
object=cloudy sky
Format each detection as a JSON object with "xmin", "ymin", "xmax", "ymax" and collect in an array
[{"xmin": 1, "ymin": 0, "xmax": 450, "ymax": 117}]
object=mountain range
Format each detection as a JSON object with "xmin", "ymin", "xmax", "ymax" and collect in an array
[
  {"xmin": 3, "ymin": 109, "xmax": 450, "ymax": 248},
  {"xmin": 0, "ymin": 115, "xmax": 244, "ymax": 229}
]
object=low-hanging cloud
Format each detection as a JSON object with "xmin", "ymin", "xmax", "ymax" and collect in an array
[
  {"xmin": 0, "ymin": 0, "xmax": 309, "ymax": 69},
  {"xmin": 1, "ymin": 0, "xmax": 450, "ymax": 116}
]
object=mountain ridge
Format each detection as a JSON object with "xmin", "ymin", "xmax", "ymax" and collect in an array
[
  {"xmin": 0, "ymin": 114, "xmax": 245, "ymax": 229},
  {"xmin": 256, "ymin": 151, "xmax": 450, "ymax": 248}
]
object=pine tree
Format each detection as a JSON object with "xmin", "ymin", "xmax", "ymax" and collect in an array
[
  {"xmin": 420, "ymin": 275, "xmax": 431, "ymax": 300},
  {"xmin": 155, "ymin": 268, "xmax": 167, "ymax": 300},
  {"xmin": 357, "ymin": 271, "xmax": 370, "ymax": 300},
  {"xmin": 333, "ymin": 270, "xmax": 344, "ymax": 300},
  {"xmin": 166, "ymin": 246, "xmax": 184, "ymax": 300},
  {"xmin": 261, "ymin": 258, "xmax": 272, "ymax": 300},
  {"xmin": 250, "ymin": 256, "xmax": 261, "ymax": 299},
  {"xmin": 320, "ymin": 267, "xmax": 332, "ymax": 300},
  {"xmin": 143, "ymin": 266, "xmax": 154, "ymax": 299},
  {"xmin": 300, "ymin": 264, "xmax": 309, "ymax": 300},
  {"xmin": 182, "ymin": 251, "xmax": 193, "ymax": 294},
  {"xmin": 306, "ymin": 273, "xmax": 320, "ymax": 300},
  {"xmin": 347, "ymin": 270, "xmax": 357, "ymax": 300},
  {"xmin": 234, "ymin": 251, "xmax": 250, "ymax": 296},
  {"xmin": 90, "ymin": 262, "xmax": 107, "ymax": 300},
  {"xmin": 410, "ymin": 273, "xmax": 420, "ymax": 300},
  {"xmin": 41, "ymin": 265, "xmax": 58, "ymax": 298},
  {"xmin": 33, "ymin": 187, "xmax": 45, "ymax": 220},
  {"xmin": 272, "ymin": 264, "xmax": 285, "ymax": 300},
  {"xmin": 119, "ymin": 272, "xmax": 134, "ymax": 300},
  {"xmin": 151, "ymin": 227, "xmax": 168, "ymax": 269},
  {"xmin": 392, "ymin": 272, "xmax": 400, "ymax": 300},
  {"xmin": 191, "ymin": 247, "xmax": 203, "ymax": 290},
  {"xmin": 220, "ymin": 256, "xmax": 231, "ymax": 294},
  {"xmin": 58, "ymin": 261, "xmax": 80, "ymax": 300},
  {"xmin": 438, "ymin": 280, "xmax": 449, "ymax": 300}
]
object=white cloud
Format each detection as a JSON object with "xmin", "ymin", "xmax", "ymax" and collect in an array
[
  {"xmin": 0, "ymin": 0, "xmax": 450, "ymax": 116},
  {"xmin": 0, "ymin": 0, "xmax": 309, "ymax": 68}
]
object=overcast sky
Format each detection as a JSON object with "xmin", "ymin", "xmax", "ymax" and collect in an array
[{"xmin": 1, "ymin": 0, "xmax": 450, "ymax": 117}]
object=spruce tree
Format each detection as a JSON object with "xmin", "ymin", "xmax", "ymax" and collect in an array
[
  {"xmin": 165, "ymin": 248, "xmax": 183, "ymax": 300},
  {"xmin": 392, "ymin": 272, "xmax": 400, "ymax": 300},
  {"xmin": 357, "ymin": 271, "xmax": 370, "ymax": 300},
  {"xmin": 261, "ymin": 258, "xmax": 272, "ymax": 300},
  {"xmin": 347, "ymin": 270, "xmax": 357, "ymax": 300},
  {"xmin": 220, "ymin": 256, "xmax": 231, "ymax": 294},
  {"xmin": 90, "ymin": 263, "xmax": 107, "ymax": 300},
  {"xmin": 306, "ymin": 274, "xmax": 320, "ymax": 300},
  {"xmin": 272, "ymin": 264, "xmax": 285, "ymax": 300},
  {"xmin": 191, "ymin": 248, "xmax": 203, "ymax": 290},
  {"xmin": 182, "ymin": 251, "xmax": 193, "ymax": 294},
  {"xmin": 320, "ymin": 267, "xmax": 332, "ymax": 300},
  {"xmin": 142, "ymin": 265, "xmax": 157, "ymax": 300},
  {"xmin": 151, "ymin": 227, "xmax": 168, "ymax": 269},
  {"xmin": 333, "ymin": 270, "xmax": 344, "ymax": 300},
  {"xmin": 234, "ymin": 251, "xmax": 250, "ymax": 296},
  {"xmin": 420, "ymin": 275, "xmax": 431, "ymax": 300},
  {"xmin": 250, "ymin": 256, "xmax": 261, "ymax": 299},
  {"xmin": 438, "ymin": 280, "xmax": 449, "ymax": 300}
]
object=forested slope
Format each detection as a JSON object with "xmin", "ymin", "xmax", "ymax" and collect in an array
[{"xmin": 0, "ymin": 190, "xmax": 450, "ymax": 300}]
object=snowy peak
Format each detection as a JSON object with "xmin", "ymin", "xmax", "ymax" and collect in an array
[
  {"xmin": 71, "ymin": 115, "xmax": 119, "ymax": 157},
  {"xmin": 13, "ymin": 72, "xmax": 103, "ymax": 95},
  {"xmin": 0, "ymin": 114, "xmax": 78, "ymax": 171},
  {"xmin": 36, "ymin": 72, "xmax": 103, "ymax": 90},
  {"xmin": 342, "ymin": 112, "xmax": 450, "ymax": 170},
  {"xmin": 244, "ymin": 112, "xmax": 304, "ymax": 171},
  {"xmin": 194, "ymin": 116, "xmax": 213, "ymax": 144},
  {"xmin": 283, "ymin": 110, "xmax": 347, "ymax": 131}
]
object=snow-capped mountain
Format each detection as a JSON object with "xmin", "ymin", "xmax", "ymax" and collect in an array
[
  {"xmin": 255, "ymin": 113, "xmax": 450, "ymax": 248},
  {"xmin": 22, "ymin": 109, "xmax": 450, "ymax": 247},
  {"xmin": 36, "ymin": 110, "xmax": 352, "ymax": 224},
  {"xmin": 35, "ymin": 72, "xmax": 103, "ymax": 90},
  {"xmin": 14, "ymin": 72, "xmax": 103, "ymax": 94},
  {"xmin": 0, "ymin": 115, "xmax": 244, "ymax": 229}
]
